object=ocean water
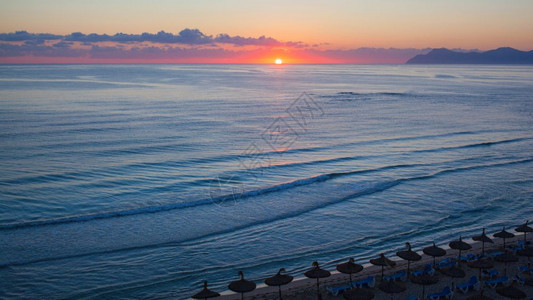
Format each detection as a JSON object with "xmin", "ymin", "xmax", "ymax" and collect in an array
[{"xmin": 0, "ymin": 64, "xmax": 532, "ymax": 299}]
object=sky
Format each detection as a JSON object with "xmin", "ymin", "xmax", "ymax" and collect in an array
[{"xmin": 1, "ymin": 0, "xmax": 532, "ymax": 63}]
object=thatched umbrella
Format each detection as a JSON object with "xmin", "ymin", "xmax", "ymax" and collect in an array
[
  {"xmin": 466, "ymin": 290, "xmax": 494, "ymax": 300},
  {"xmin": 410, "ymin": 274, "xmax": 438, "ymax": 300},
  {"xmin": 468, "ymin": 258, "xmax": 494, "ymax": 295},
  {"xmin": 336, "ymin": 258, "xmax": 363, "ymax": 285},
  {"xmin": 517, "ymin": 247, "xmax": 533, "ymax": 266},
  {"xmin": 440, "ymin": 266, "xmax": 465, "ymax": 288},
  {"xmin": 423, "ymin": 242, "xmax": 446, "ymax": 267},
  {"xmin": 343, "ymin": 288, "xmax": 374, "ymax": 300},
  {"xmin": 473, "ymin": 228, "xmax": 493, "ymax": 257},
  {"xmin": 449, "ymin": 236, "xmax": 472, "ymax": 263},
  {"xmin": 396, "ymin": 242, "xmax": 421, "ymax": 279},
  {"xmin": 265, "ymin": 268, "xmax": 293, "ymax": 300},
  {"xmin": 517, "ymin": 247, "xmax": 533, "ymax": 257},
  {"xmin": 304, "ymin": 261, "xmax": 331, "ymax": 300},
  {"xmin": 494, "ymin": 252, "xmax": 518, "ymax": 276},
  {"xmin": 228, "ymin": 271, "xmax": 256, "ymax": 300},
  {"xmin": 516, "ymin": 220, "xmax": 533, "ymax": 243},
  {"xmin": 496, "ymin": 283, "xmax": 527, "ymax": 299},
  {"xmin": 370, "ymin": 253, "xmax": 396, "ymax": 280},
  {"xmin": 192, "ymin": 281, "xmax": 220, "ymax": 300},
  {"xmin": 493, "ymin": 227, "xmax": 515, "ymax": 249},
  {"xmin": 378, "ymin": 281, "xmax": 406, "ymax": 300}
]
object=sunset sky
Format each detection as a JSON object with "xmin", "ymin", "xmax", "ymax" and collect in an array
[{"xmin": 1, "ymin": 0, "xmax": 532, "ymax": 63}]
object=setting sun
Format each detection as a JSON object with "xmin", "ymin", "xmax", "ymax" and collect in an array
[{"xmin": 275, "ymin": 58, "xmax": 283, "ymax": 64}]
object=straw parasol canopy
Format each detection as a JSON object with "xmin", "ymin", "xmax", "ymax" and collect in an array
[
  {"xmin": 336, "ymin": 258, "xmax": 363, "ymax": 285},
  {"xmin": 517, "ymin": 247, "xmax": 533, "ymax": 258},
  {"xmin": 265, "ymin": 268, "xmax": 293, "ymax": 300},
  {"xmin": 468, "ymin": 258, "xmax": 493, "ymax": 294},
  {"xmin": 449, "ymin": 236, "xmax": 472, "ymax": 263},
  {"xmin": 516, "ymin": 220, "xmax": 533, "ymax": 243},
  {"xmin": 440, "ymin": 266, "xmax": 465, "ymax": 288},
  {"xmin": 228, "ymin": 271, "xmax": 256, "ymax": 300},
  {"xmin": 423, "ymin": 242, "xmax": 446, "ymax": 267},
  {"xmin": 495, "ymin": 252, "xmax": 518, "ymax": 276},
  {"xmin": 496, "ymin": 284, "xmax": 527, "ymax": 299},
  {"xmin": 304, "ymin": 261, "xmax": 331, "ymax": 300},
  {"xmin": 378, "ymin": 281, "xmax": 406, "ymax": 299},
  {"xmin": 440, "ymin": 267, "xmax": 465, "ymax": 278},
  {"xmin": 396, "ymin": 242, "xmax": 421, "ymax": 278},
  {"xmin": 192, "ymin": 281, "xmax": 220, "ymax": 300},
  {"xmin": 517, "ymin": 247, "xmax": 533, "ymax": 265},
  {"xmin": 493, "ymin": 227, "xmax": 515, "ymax": 248},
  {"xmin": 473, "ymin": 228, "xmax": 493, "ymax": 257},
  {"xmin": 370, "ymin": 253, "xmax": 396, "ymax": 280},
  {"xmin": 343, "ymin": 288, "xmax": 375, "ymax": 300},
  {"xmin": 410, "ymin": 274, "xmax": 438, "ymax": 300},
  {"xmin": 466, "ymin": 290, "xmax": 494, "ymax": 300}
]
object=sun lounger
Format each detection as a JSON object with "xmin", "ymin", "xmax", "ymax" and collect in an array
[
  {"xmin": 487, "ymin": 251, "xmax": 504, "ymax": 258},
  {"xmin": 326, "ymin": 283, "xmax": 352, "ymax": 296},
  {"xmin": 518, "ymin": 240, "xmax": 531, "ymax": 247},
  {"xmin": 384, "ymin": 270, "xmax": 406, "ymax": 282},
  {"xmin": 518, "ymin": 265, "xmax": 533, "ymax": 275},
  {"xmin": 484, "ymin": 275, "xmax": 509, "ymax": 288},
  {"xmin": 513, "ymin": 275, "xmax": 525, "ymax": 286},
  {"xmin": 436, "ymin": 259, "xmax": 457, "ymax": 270},
  {"xmin": 353, "ymin": 276, "xmax": 375, "ymax": 288},
  {"xmin": 403, "ymin": 296, "xmax": 419, "ymax": 300},
  {"xmin": 458, "ymin": 253, "xmax": 479, "ymax": 262},
  {"xmin": 411, "ymin": 264, "xmax": 434, "ymax": 277},
  {"xmin": 481, "ymin": 269, "xmax": 499, "ymax": 279},
  {"xmin": 427, "ymin": 286, "xmax": 453, "ymax": 300},
  {"xmin": 456, "ymin": 276, "xmax": 479, "ymax": 293}
]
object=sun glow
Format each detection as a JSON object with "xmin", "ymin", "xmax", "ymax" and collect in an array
[{"xmin": 275, "ymin": 58, "xmax": 283, "ymax": 64}]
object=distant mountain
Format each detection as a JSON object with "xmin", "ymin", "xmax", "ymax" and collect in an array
[{"xmin": 406, "ymin": 47, "xmax": 533, "ymax": 64}]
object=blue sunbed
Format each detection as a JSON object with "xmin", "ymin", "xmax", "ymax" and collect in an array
[
  {"xmin": 456, "ymin": 275, "xmax": 479, "ymax": 293},
  {"xmin": 427, "ymin": 286, "xmax": 453, "ymax": 300},
  {"xmin": 485, "ymin": 275, "xmax": 509, "ymax": 288}
]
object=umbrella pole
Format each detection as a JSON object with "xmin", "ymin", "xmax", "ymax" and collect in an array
[
  {"xmin": 316, "ymin": 277, "xmax": 320, "ymax": 300},
  {"xmin": 381, "ymin": 265, "xmax": 384, "ymax": 280},
  {"xmin": 407, "ymin": 260, "xmax": 410, "ymax": 279},
  {"xmin": 241, "ymin": 292, "xmax": 244, "ymax": 300},
  {"xmin": 458, "ymin": 249, "xmax": 462, "ymax": 263},
  {"xmin": 279, "ymin": 285, "xmax": 282, "ymax": 300},
  {"xmin": 422, "ymin": 285, "xmax": 425, "ymax": 300},
  {"xmin": 349, "ymin": 273, "xmax": 352, "ymax": 286},
  {"xmin": 482, "ymin": 241, "xmax": 485, "ymax": 257}
]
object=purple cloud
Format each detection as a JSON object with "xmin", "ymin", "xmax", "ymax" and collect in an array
[{"xmin": 0, "ymin": 29, "xmax": 300, "ymax": 47}]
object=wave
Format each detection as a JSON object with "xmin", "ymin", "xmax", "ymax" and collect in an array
[
  {"xmin": 322, "ymin": 91, "xmax": 417, "ymax": 101},
  {"xmin": 2, "ymin": 156, "xmax": 531, "ymax": 231},
  {"xmin": 1, "ymin": 157, "xmax": 531, "ymax": 268},
  {"xmin": 3, "ymin": 130, "xmax": 528, "ymax": 186}
]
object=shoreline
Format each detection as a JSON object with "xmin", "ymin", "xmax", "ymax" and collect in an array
[{"xmin": 207, "ymin": 232, "xmax": 531, "ymax": 299}]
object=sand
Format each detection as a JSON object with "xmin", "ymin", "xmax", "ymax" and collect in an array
[{"xmin": 212, "ymin": 234, "xmax": 532, "ymax": 300}]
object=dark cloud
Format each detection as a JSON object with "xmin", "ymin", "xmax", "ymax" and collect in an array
[
  {"xmin": 0, "ymin": 29, "xmax": 432, "ymax": 63},
  {"xmin": 0, "ymin": 43, "xmax": 83, "ymax": 57},
  {"xmin": 0, "ymin": 31, "xmax": 62, "ymax": 41},
  {"xmin": 1, "ymin": 29, "xmax": 299, "ymax": 47}
]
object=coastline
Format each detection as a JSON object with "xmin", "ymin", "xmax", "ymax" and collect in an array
[{"xmin": 210, "ymin": 233, "xmax": 532, "ymax": 299}]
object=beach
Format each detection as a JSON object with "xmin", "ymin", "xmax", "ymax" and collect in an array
[{"xmin": 215, "ymin": 233, "xmax": 532, "ymax": 299}]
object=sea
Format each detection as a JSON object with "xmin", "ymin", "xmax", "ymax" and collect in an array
[{"xmin": 0, "ymin": 64, "xmax": 532, "ymax": 299}]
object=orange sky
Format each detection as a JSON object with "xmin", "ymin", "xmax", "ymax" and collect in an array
[{"xmin": 0, "ymin": 0, "xmax": 532, "ymax": 63}]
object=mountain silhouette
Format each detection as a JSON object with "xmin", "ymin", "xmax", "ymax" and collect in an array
[{"xmin": 406, "ymin": 47, "xmax": 533, "ymax": 64}]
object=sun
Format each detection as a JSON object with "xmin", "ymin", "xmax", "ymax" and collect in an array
[{"xmin": 275, "ymin": 58, "xmax": 283, "ymax": 65}]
